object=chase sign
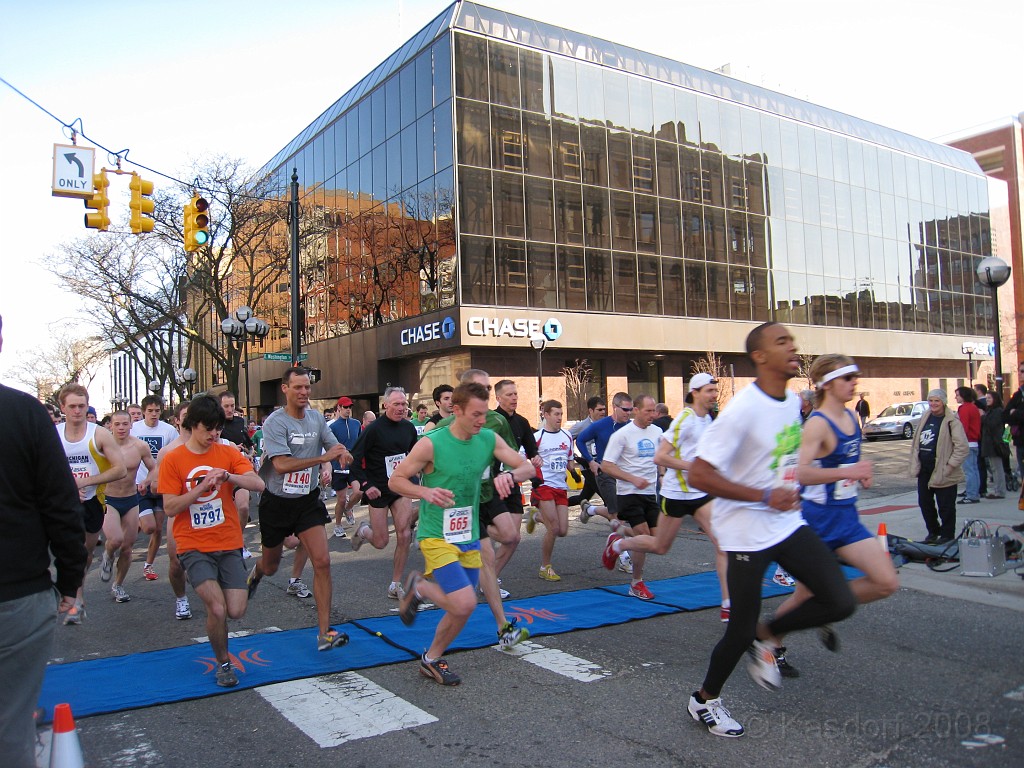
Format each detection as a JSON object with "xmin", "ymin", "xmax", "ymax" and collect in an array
[
  {"xmin": 400, "ymin": 316, "xmax": 456, "ymax": 346},
  {"xmin": 466, "ymin": 316, "xmax": 563, "ymax": 340}
]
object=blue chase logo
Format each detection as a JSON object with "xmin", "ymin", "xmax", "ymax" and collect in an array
[{"xmin": 542, "ymin": 318, "xmax": 562, "ymax": 341}]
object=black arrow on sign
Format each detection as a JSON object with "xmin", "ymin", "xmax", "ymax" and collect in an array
[{"xmin": 64, "ymin": 152, "xmax": 84, "ymax": 178}]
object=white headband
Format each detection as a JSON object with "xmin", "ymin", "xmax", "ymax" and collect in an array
[{"xmin": 817, "ymin": 365, "xmax": 859, "ymax": 386}]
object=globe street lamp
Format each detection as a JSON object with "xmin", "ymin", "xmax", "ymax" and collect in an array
[
  {"xmin": 177, "ymin": 367, "xmax": 198, "ymax": 397},
  {"xmin": 220, "ymin": 306, "xmax": 270, "ymax": 420},
  {"xmin": 530, "ymin": 333, "xmax": 546, "ymax": 409},
  {"xmin": 976, "ymin": 256, "xmax": 1011, "ymax": 397}
]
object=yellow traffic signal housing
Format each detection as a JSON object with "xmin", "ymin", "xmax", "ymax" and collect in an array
[
  {"xmin": 183, "ymin": 194, "xmax": 211, "ymax": 252},
  {"xmin": 84, "ymin": 171, "xmax": 110, "ymax": 231},
  {"xmin": 129, "ymin": 174, "xmax": 155, "ymax": 234}
]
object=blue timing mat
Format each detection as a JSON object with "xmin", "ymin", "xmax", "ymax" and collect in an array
[
  {"xmin": 40, "ymin": 565, "xmax": 860, "ymax": 722},
  {"xmin": 39, "ymin": 622, "xmax": 416, "ymax": 721}
]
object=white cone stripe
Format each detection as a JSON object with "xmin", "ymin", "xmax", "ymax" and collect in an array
[
  {"xmin": 256, "ymin": 672, "xmax": 437, "ymax": 748},
  {"xmin": 191, "ymin": 626, "xmax": 282, "ymax": 643},
  {"xmin": 494, "ymin": 640, "xmax": 611, "ymax": 682}
]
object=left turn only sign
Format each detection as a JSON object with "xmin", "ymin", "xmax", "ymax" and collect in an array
[{"xmin": 52, "ymin": 144, "xmax": 96, "ymax": 199}]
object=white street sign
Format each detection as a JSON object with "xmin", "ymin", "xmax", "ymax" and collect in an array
[{"xmin": 52, "ymin": 144, "xmax": 96, "ymax": 198}]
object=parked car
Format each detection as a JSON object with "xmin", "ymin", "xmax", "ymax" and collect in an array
[{"xmin": 863, "ymin": 401, "xmax": 929, "ymax": 441}]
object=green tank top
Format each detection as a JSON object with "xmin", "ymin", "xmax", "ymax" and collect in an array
[
  {"xmin": 418, "ymin": 426, "xmax": 496, "ymax": 542},
  {"xmin": 435, "ymin": 410, "xmax": 513, "ymax": 503}
]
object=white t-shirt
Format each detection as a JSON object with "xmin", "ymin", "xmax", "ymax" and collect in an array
[
  {"xmin": 534, "ymin": 428, "xmax": 574, "ymax": 491},
  {"xmin": 660, "ymin": 407, "xmax": 712, "ymax": 500},
  {"xmin": 696, "ymin": 384, "xmax": 806, "ymax": 551},
  {"xmin": 602, "ymin": 422, "xmax": 662, "ymax": 496},
  {"xmin": 131, "ymin": 420, "xmax": 179, "ymax": 484}
]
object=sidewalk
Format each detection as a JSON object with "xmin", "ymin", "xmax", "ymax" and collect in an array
[{"xmin": 859, "ymin": 489, "xmax": 1024, "ymax": 613}]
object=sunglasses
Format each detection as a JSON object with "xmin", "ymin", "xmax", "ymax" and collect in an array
[{"xmin": 618, "ymin": 406, "xmax": 633, "ymax": 412}]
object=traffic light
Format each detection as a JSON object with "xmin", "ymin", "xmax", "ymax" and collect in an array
[
  {"xmin": 84, "ymin": 171, "xmax": 110, "ymax": 231},
  {"xmin": 129, "ymin": 174, "xmax": 155, "ymax": 234},
  {"xmin": 183, "ymin": 194, "xmax": 210, "ymax": 252}
]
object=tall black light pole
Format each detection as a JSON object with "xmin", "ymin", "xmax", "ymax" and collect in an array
[
  {"xmin": 290, "ymin": 168, "xmax": 301, "ymax": 366},
  {"xmin": 976, "ymin": 256, "xmax": 1011, "ymax": 398}
]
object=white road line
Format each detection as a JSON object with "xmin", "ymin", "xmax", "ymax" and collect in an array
[
  {"xmin": 191, "ymin": 626, "xmax": 282, "ymax": 643},
  {"xmin": 494, "ymin": 640, "xmax": 612, "ymax": 682},
  {"xmin": 257, "ymin": 672, "xmax": 437, "ymax": 748},
  {"xmin": 1004, "ymin": 683, "xmax": 1024, "ymax": 701}
]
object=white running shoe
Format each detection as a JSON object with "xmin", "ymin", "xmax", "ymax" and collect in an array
[
  {"xmin": 241, "ymin": 547, "xmax": 253, "ymax": 560},
  {"xmin": 688, "ymin": 694, "xmax": 745, "ymax": 737},
  {"xmin": 100, "ymin": 550, "xmax": 114, "ymax": 582},
  {"xmin": 747, "ymin": 640, "xmax": 782, "ymax": 691},
  {"xmin": 772, "ymin": 566, "xmax": 795, "ymax": 587},
  {"xmin": 286, "ymin": 580, "xmax": 312, "ymax": 599},
  {"xmin": 617, "ymin": 551, "xmax": 634, "ymax": 574},
  {"xmin": 175, "ymin": 598, "xmax": 192, "ymax": 620},
  {"xmin": 387, "ymin": 581, "xmax": 406, "ymax": 600}
]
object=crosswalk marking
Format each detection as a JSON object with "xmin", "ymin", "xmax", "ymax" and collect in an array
[
  {"xmin": 494, "ymin": 640, "xmax": 611, "ymax": 682},
  {"xmin": 191, "ymin": 626, "xmax": 282, "ymax": 643},
  {"xmin": 257, "ymin": 672, "xmax": 437, "ymax": 748}
]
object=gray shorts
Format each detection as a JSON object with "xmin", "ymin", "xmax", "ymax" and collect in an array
[
  {"xmin": 596, "ymin": 471, "xmax": 619, "ymax": 515},
  {"xmin": 178, "ymin": 549, "xmax": 247, "ymax": 591}
]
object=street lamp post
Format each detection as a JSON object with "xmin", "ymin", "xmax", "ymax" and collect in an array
[
  {"xmin": 177, "ymin": 367, "xmax": 198, "ymax": 397},
  {"xmin": 976, "ymin": 256, "xmax": 1011, "ymax": 398},
  {"xmin": 220, "ymin": 306, "xmax": 270, "ymax": 421},
  {"xmin": 530, "ymin": 334, "xmax": 546, "ymax": 411}
]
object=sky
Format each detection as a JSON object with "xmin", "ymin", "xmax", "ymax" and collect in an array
[{"xmin": 1, "ymin": 0, "xmax": 1021, "ymax": 394}]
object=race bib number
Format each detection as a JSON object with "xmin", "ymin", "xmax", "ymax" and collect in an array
[
  {"xmin": 283, "ymin": 469, "xmax": 313, "ymax": 495},
  {"xmin": 833, "ymin": 462, "xmax": 859, "ymax": 501},
  {"xmin": 775, "ymin": 453, "xmax": 799, "ymax": 487},
  {"xmin": 71, "ymin": 468, "xmax": 91, "ymax": 480},
  {"xmin": 189, "ymin": 498, "xmax": 224, "ymax": 529},
  {"xmin": 385, "ymin": 453, "xmax": 407, "ymax": 478},
  {"xmin": 443, "ymin": 506, "xmax": 472, "ymax": 544},
  {"xmin": 550, "ymin": 456, "xmax": 568, "ymax": 472}
]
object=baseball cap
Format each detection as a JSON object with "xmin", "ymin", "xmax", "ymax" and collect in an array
[
  {"xmin": 337, "ymin": 396, "xmax": 354, "ymax": 407},
  {"xmin": 689, "ymin": 373, "xmax": 716, "ymax": 391},
  {"xmin": 86, "ymin": 406, "xmax": 97, "ymax": 416}
]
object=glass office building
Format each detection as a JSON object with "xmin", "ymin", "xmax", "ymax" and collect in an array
[{"xmin": 249, "ymin": 1, "xmax": 995, "ymax": 414}]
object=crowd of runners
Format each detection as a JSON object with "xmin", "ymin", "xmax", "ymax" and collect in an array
[{"xmin": 37, "ymin": 320, "xmax": 903, "ymax": 740}]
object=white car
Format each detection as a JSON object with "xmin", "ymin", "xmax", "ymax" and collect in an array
[{"xmin": 863, "ymin": 401, "xmax": 929, "ymax": 441}]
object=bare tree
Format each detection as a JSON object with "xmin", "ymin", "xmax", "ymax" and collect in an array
[
  {"xmin": 8, "ymin": 329, "xmax": 106, "ymax": 404},
  {"xmin": 560, "ymin": 359, "xmax": 594, "ymax": 419},
  {"xmin": 796, "ymin": 353, "xmax": 816, "ymax": 390}
]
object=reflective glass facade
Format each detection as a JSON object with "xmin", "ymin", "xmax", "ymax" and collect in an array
[{"xmin": 263, "ymin": 1, "xmax": 993, "ymax": 347}]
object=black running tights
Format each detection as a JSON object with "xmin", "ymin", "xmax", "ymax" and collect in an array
[{"xmin": 701, "ymin": 525, "xmax": 856, "ymax": 698}]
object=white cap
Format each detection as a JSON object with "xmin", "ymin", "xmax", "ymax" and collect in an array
[{"xmin": 689, "ymin": 373, "xmax": 716, "ymax": 391}]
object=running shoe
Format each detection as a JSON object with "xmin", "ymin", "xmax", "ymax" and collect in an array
[
  {"xmin": 175, "ymin": 598, "xmax": 192, "ymax": 620},
  {"xmin": 398, "ymin": 572, "xmax": 423, "ymax": 626},
  {"xmin": 287, "ymin": 580, "xmax": 312, "ymax": 599},
  {"xmin": 241, "ymin": 547, "xmax": 253, "ymax": 559},
  {"xmin": 350, "ymin": 522, "xmax": 369, "ymax": 552},
  {"xmin": 688, "ymin": 693, "xmax": 744, "ymax": 738},
  {"xmin": 216, "ymin": 662, "xmax": 239, "ymax": 688},
  {"xmin": 100, "ymin": 550, "xmax": 114, "ymax": 582},
  {"xmin": 317, "ymin": 629, "xmax": 350, "ymax": 651},
  {"xmin": 618, "ymin": 552, "xmax": 634, "ymax": 574},
  {"xmin": 602, "ymin": 533, "xmax": 622, "ymax": 570},
  {"xmin": 143, "ymin": 564, "xmax": 158, "ymax": 581},
  {"xmin": 62, "ymin": 602, "xmax": 84, "ymax": 625},
  {"xmin": 387, "ymin": 581, "xmax": 406, "ymax": 600},
  {"xmin": 818, "ymin": 624, "xmax": 841, "ymax": 652},
  {"xmin": 580, "ymin": 503, "xmax": 592, "ymax": 524},
  {"xmin": 773, "ymin": 646, "xmax": 799, "ymax": 678},
  {"xmin": 246, "ymin": 563, "xmax": 262, "ymax": 600},
  {"xmin": 772, "ymin": 567, "xmax": 795, "ymax": 587},
  {"xmin": 111, "ymin": 584, "xmax": 131, "ymax": 603},
  {"xmin": 480, "ymin": 583, "xmax": 511, "ymax": 599},
  {"xmin": 420, "ymin": 653, "xmax": 461, "ymax": 685},
  {"xmin": 720, "ymin": 605, "xmax": 730, "ymax": 623},
  {"xmin": 538, "ymin": 564, "xmax": 561, "ymax": 582},
  {"xmin": 498, "ymin": 618, "xmax": 529, "ymax": 648},
  {"xmin": 525, "ymin": 508, "xmax": 538, "ymax": 534},
  {"xmin": 629, "ymin": 581, "xmax": 654, "ymax": 600},
  {"xmin": 747, "ymin": 640, "xmax": 782, "ymax": 691},
  {"xmin": 344, "ymin": 512, "xmax": 356, "ymax": 526},
  {"xmin": 332, "ymin": 525, "xmax": 347, "ymax": 539}
]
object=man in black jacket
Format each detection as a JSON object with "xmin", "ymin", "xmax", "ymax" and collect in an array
[
  {"xmin": 0, "ymin": 315, "xmax": 87, "ymax": 767},
  {"xmin": 493, "ymin": 380, "xmax": 542, "ymax": 528}
]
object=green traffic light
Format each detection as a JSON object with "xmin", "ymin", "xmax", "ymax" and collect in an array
[{"xmin": 195, "ymin": 231, "xmax": 209, "ymax": 246}]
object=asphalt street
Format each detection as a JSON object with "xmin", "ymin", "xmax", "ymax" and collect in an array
[{"xmin": 39, "ymin": 440, "xmax": 1023, "ymax": 767}]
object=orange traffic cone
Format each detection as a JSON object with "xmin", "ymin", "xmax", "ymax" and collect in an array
[
  {"xmin": 877, "ymin": 522, "xmax": 888, "ymax": 552},
  {"xmin": 49, "ymin": 703, "xmax": 84, "ymax": 768}
]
